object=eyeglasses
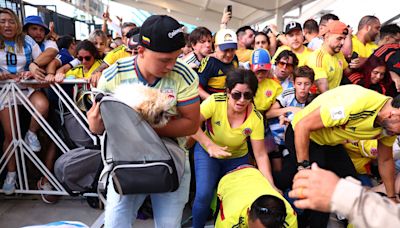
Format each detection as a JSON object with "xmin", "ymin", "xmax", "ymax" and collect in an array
[
  {"xmin": 77, "ymin": 56, "xmax": 93, "ymax": 62},
  {"xmin": 277, "ymin": 61, "xmax": 294, "ymax": 70},
  {"xmin": 230, "ymin": 91, "xmax": 253, "ymax": 100}
]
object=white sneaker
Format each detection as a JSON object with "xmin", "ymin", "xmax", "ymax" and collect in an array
[
  {"xmin": 25, "ymin": 131, "xmax": 41, "ymax": 152},
  {"xmin": 2, "ymin": 173, "xmax": 16, "ymax": 195},
  {"xmin": 37, "ymin": 177, "xmax": 58, "ymax": 204}
]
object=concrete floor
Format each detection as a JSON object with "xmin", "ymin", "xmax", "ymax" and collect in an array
[{"xmin": 0, "ymin": 195, "xmax": 213, "ymax": 228}]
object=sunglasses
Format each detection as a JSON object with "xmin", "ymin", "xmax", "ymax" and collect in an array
[
  {"xmin": 253, "ymin": 206, "xmax": 287, "ymax": 225},
  {"xmin": 277, "ymin": 61, "xmax": 294, "ymax": 69},
  {"xmin": 230, "ymin": 91, "xmax": 253, "ymax": 100},
  {"xmin": 77, "ymin": 56, "xmax": 93, "ymax": 62}
]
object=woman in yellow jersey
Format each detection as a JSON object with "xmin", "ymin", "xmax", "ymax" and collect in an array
[
  {"xmin": 64, "ymin": 40, "xmax": 102, "ymax": 110},
  {"xmin": 191, "ymin": 69, "xmax": 275, "ymax": 227}
]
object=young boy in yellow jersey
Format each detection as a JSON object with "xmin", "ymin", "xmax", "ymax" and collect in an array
[
  {"xmin": 272, "ymin": 22, "xmax": 313, "ymax": 67},
  {"xmin": 284, "ymin": 84, "xmax": 400, "ymax": 227},
  {"xmin": 216, "ymin": 166, "xmax": 297, "ymax": 228},
  {"xmin": 251, "ymin": 48, "xmax": 282, "ymax": 113}
]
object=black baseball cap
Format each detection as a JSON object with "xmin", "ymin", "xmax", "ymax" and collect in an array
[
  {"xmin": 285, "ymin": 21, "xmax": 302, "ymax": 34},
  {"xmin": 139, "ymin": 15, "xmax": 185, "ymax": 53}
]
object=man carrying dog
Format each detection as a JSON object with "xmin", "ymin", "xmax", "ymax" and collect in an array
[{"xmin": 87, "ymin": 15, "xmax": 200, "ymax": 227}]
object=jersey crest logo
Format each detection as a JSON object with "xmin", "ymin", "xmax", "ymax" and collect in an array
[
  {"xmin": 265, "ymin": 90, "xmax": 272, "ymax": 97},
  {"xmin": 370, "ymin": 148, "xmax": 378, "ymax": 157},
  {"xmin": 161, "ymin": 88, "xmax": 176, "ymax": 100},
  {"xmin": 329, "ymin": 66, "xmax": 334, "ymax": 72},
  {"xmin": 243, "ymin": 128, "xmax": 252, "ymax": 136},
  {"xmin": 215, "ymin": 121, "xmax": 221, "ymax": 126},
  {"xmin": 218, "ymin": 69, "xmax": 224, "ymax": 75}
]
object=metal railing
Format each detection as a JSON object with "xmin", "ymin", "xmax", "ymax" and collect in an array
[{"xmin": 0, "ymin": 79, "xmax": 97, "ymax": 196}]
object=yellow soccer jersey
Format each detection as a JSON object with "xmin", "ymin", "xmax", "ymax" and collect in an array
[
  {"xmin": 65, "ymin": 59, "xmax": 103, "ymax": 79},
  {"xmin": 201, "ymin": 93, "xmax": 264, "ymax": 158},
  {"xmin": 344, "ymin": 140, "xmax": 378, "ymax": 174},
  {"xmin": 254, "ymin": 78, "xmax": 283, "ymax": 113},
  {"xmin": 292, "ymin": 84, "xmax": 396, "ymax": 147},
  {"xmin": 236, "ymin": 48, "xmax": 253, "ymax": 63},
  {"xmin": 352, "ymin": 36, "xmax": 378, "ymax": 58},
  {"xmin": 308, "ymin": 47, "xmax": 348, "ymax": 90},
  {"xmin": 272, "ymin": 45, "xmax": 313, "ymax": 66},
  {"xmin": 98, "ymin": 56, "xmax": 199, "ymax": 114},
  {"xmin": 103, "ymin": 45, "xmax": 131, "ymax": 66},
  {"xmin": 216, "ymin": 167, "xmax": 297, "ymax": 228},
  {"xmin": 98, "ymin": 56, "xmax": 199, "ymax": 151}
]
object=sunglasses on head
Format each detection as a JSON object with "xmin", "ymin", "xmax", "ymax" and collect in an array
[
  {"xmin": 77, "ymin": 56, "xmax": 93, "ymax": 61},
  {"xmin": 277, "ymin": 61, "xmax": 294, "ymax": 69},
  {"xmin": 230, "ymin": 91, "xmax": 253, "ymax": 100},
  {"xmin": 253, "ymin": 206, "xmax": 287, "ymax": 225}
]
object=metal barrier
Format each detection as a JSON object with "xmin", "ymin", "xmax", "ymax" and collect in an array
[{"xmin": 0, "ymin": 79, "xmax": 97, "ymax": 196}]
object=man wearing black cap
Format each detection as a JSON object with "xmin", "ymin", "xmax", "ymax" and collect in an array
[
  {"xmin": 88, "ymin": 15, "xmax": 200, "ymax": 228},
  {"xmin": 272, "ymin": 21, "xmax": 312, "ymax": 67}
]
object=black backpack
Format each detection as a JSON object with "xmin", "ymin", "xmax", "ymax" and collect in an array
[{"xmin": 97, "ymin": 96, "xmax": 186, "ymax": 195}]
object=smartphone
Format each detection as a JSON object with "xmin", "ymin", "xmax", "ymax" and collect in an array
[
  {"xmin": 263, "ymin": 26, "xmax": 272, "ymax": 34},
  {"xmin": 351, "ymin": 52, "xmax": 359, "ymax": 60},
  {"xmin": 227, "ymin": 5, "xmax": 232, "ymax": 13}
]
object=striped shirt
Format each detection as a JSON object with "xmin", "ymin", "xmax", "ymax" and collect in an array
[
  {"xmin": 0, "ymin": 35, "xmax": 41, "ymax": 74},
  {"xmin": 98, "ymin": 56, "xmax": 199, "ymax": 111},
  {"xmin": 183, "ymin": 52, "xmax": 201, "ymax": 70},
  {"xmin": 269, "ymin": 88, "xmax": 306, "ymax": 145}
]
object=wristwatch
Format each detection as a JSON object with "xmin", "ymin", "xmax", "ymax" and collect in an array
[{"xmin": 297, "ymin": 160, "xmax": 311, "ymax": 170}]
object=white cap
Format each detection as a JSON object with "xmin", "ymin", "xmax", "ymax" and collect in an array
[{"xmin": 214, "ymin": 29, "xmax": 237, "ymax": 51}]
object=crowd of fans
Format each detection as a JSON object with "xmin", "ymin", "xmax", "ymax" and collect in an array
[{"xmin": 1, "ymin": 5, "xmax": 400, "ymax": 228}]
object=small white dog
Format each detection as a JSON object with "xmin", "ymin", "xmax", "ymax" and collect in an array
[{"xmin": 113, "ymin": 83, "xmax": 173, "ymax": 128}]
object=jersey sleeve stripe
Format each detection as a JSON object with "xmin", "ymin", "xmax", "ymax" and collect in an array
[
  {"xmin": 177, "ymin": 96, "xmax": 200, "ymax": 106},
  {"xmin": 172, "ymin": 69, "xmax": 193, "ymax": 85},
  {"xmin": 316, "ymin": 50, "xmax": 324, "ymax": 67},
  {"xmin": 176, "ymin": 62, "xmax": 195, "ymax": 81}
]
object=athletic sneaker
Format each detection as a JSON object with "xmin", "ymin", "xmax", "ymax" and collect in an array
[
  {"xmin": 2, "ymin": 172, "xmax": 16, "ymax": 195},
  {"xmin": 37, "ymin": 177, "xmax": 59, "ymax": 204},
  {"xmin": 25, "ymin": 131, "xmax": 41, "ymax": 152}
]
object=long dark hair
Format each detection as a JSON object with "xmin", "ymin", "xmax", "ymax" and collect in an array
[
  {"xmin": 76, "ymin": 39, "xmax": 100, "ymax": 60},
  {"xmin": 359, "ymin": 55, "xmax": 387, "ymax": 88}
]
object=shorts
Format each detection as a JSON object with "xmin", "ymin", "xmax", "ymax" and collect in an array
[{"xmin": 0, "ymin": 84, "xmax": 35, "ymax": 111}]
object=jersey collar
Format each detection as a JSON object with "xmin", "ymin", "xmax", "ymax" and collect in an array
[{"xmin": 134, "ymin": 57, "xmax": 161, "ymax": 87}]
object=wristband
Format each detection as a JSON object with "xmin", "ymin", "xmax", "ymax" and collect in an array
[
  {"xmin": 32, "ymin": 61, "xmax": 40, "ymax": 67},
  {"xmin": 297, "ymin": 160, "xmax": 311, "ymax": 171}
]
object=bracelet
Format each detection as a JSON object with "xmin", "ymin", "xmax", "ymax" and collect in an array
[
  {"xmin": 297, "ymin": 165, "xmax": 311, "ymax": 171},
  {"xmin": 388, "ymin": 195, "xmax": 398, "ymax": 199},
  {"xmin": 47, "ymin": 72, "xmax": 56, "ymax": 75},
  {"xmin": 32, "ymin": 61, "xmax": 40, "ymax": 67}
]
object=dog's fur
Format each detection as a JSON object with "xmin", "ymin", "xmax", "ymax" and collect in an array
[{"xmin": 113, "ymin": 83, "xmax": 172, "ymax": 128}]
